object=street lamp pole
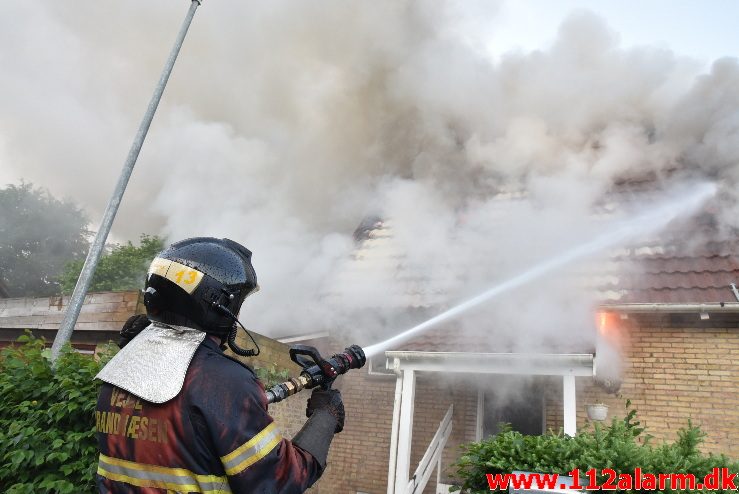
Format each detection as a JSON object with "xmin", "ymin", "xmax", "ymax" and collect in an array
[{"xmin": 51, "ymin": 0, "xmax": 203, "ymax": 363}]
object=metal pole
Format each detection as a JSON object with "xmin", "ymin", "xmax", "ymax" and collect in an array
[{"xmin": 51, "ymin": 0, "xmax": 202, "ymax": 363}]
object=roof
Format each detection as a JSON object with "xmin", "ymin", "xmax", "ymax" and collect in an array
[
  {"xmin": 389, "ymin": 327, "xmax": 595, "ymax": 353},
  {"xmin": 0, "ymin": 291, "xmax": 141, "ymax": 334},
  {"xmin": 329, "ymin": 191, "xmax": 739, "ymax": 309},
  {"xmin": 328, "ymin": 220, "xmax": 460, "ymax": 309},
  {"xmin": 332, "ymin": 221, "xmax": 739, "ymax": 308},
  {"xmin": 325, "ymin": 186, "xmax": 739, "ymax": 353},
  {"xmin": 586, "ymin": 183, "xmax": 739, "ymax": 304},
  {"xmin": 384, "ymin": 351, "xmax": 594, "ymax": 376},
  {"xmin": 598, "ymin": 248, "xmax": 739, "ymax": 304}
]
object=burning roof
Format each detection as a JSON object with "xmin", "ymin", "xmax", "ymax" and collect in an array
[
  {"xmin": 320, "ymin": 182, "xmax": 739, "ymax": 354},
  {"xmin": 331, "ymin": 213, "xmax": 738, "ymax": 309}
]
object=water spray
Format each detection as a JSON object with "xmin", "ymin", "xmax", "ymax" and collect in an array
[
  {"xmin": 364, "ymin": 182, "xmax": 717, "ymax": 358},
  {"xmin": 265, "ymin": 344, "xmax": 366, "ymax": 405}
]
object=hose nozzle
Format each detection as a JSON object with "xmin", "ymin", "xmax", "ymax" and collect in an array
[{"xmin": 265, "ymin": 344, "xmax": 366, "ymax": 404}]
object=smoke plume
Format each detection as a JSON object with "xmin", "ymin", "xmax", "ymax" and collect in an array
[{"xmin": 1, "ymin": 2, "xmax": 738, "ymax": 364}]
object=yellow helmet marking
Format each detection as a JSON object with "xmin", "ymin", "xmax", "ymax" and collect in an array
[{"xmin": 148, "ymin": 257, "xmax": 205, "ymax": 294}]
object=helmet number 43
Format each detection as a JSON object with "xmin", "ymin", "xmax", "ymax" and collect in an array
[
  {"xmin": 148, "ymin": 257, "xmax": 205, "ymax": 295},
  {"xmin": 168, "ymin": 266, "xmax": 204, "ymax": 293},
  {"xmin": 174, "ymin": 270, "xmax": 198, "ymax": 285}
]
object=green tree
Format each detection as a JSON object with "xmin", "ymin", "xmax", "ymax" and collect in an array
[
  {"xmin": 0, "ymin": 183, "xmax": 90, "ymax": 297},
  {"xmin": 60, "ymin": 234, "xmax": 164, "ymax": 294}
]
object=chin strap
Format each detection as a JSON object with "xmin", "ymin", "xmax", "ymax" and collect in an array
[{"xmin": 212, "ymin": 302, "xmax": 260, "ymax": 357}]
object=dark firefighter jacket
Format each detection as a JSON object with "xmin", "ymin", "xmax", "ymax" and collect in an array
[{"xmin": 95, "ymin": 338, "xmax": 322, "ymax": 493}]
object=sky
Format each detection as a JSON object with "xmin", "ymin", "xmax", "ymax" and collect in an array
[
  {"xmin": 486, "ymin": 1, "xmax": 738, "ymax": 63},
  {"xmin": 1, "ymin": 0, "xmax": 738, "ymax": 347}
]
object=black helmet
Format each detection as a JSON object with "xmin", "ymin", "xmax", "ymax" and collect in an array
[{"xmin": 144, "ymin": 237, "xmax": 258, "ymax": 337}]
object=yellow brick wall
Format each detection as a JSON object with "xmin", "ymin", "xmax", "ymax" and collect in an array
[{"xmin": 546, "ymin": 322, "xmax": 739, "ymax": 457}]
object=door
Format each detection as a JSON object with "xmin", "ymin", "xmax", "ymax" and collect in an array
[{"xmin": 479, "ymin": 376, "xmax": 545, "ymax": 437}]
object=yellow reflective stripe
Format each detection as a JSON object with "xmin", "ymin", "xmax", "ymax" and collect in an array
[
  {"xmin": 220, "ymin": 422, "xmax": 282, "ymax": 476},
  {"xmin": 100, "ymin": 453, "xmax": 224, "ymax": 482},
  {"xmin": 147, "ymin": 257, "xmax": 205, "ymax": 294},
  {"xmin": 228, "ymin": 433, "xmax": 282, "ymax": 476},
  {"xmin": 97, "ymin": 465, "xmax": 202, "ymax": 492},
  {"xmin": 220, "ymin": 422, "xmax": 277, "ymax": 464},
  {"xmin": 97, "ymin": 454, "xmax": 230, "ymax": 494}
]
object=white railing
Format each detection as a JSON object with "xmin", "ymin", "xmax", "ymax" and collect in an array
[{"xmin": 406, "ymin": 404, "xmax": 453, "ymax": 494}]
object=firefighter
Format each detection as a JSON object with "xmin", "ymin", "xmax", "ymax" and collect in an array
[{"xmin": 94, "ymin": 237, "xmax": 344, "ymax": 493}]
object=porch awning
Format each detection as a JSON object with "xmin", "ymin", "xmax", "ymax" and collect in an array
[{"xmin": 385, "ymin": 351, "xmax": 595, "ymax": 376}]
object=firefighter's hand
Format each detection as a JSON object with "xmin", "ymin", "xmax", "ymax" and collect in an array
[{"xmin": 306, "ymin": 389, "xmax": 345, "ymax": 433}]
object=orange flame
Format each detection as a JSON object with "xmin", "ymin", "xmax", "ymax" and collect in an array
[{"xmin": 596, "ymin": 311, "xmax": 622, "ymax": 346}]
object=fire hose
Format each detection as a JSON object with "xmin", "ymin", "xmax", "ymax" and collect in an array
[{"xmin": 265, "ymin": 344, "xmax": 366, "ymax": 405}]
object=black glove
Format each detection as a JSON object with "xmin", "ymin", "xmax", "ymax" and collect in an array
[
  {"xmin": 306, "ymin": 388, "xmax": 345, "ymax": 433},
  {"xmin": 118, "ymin": 314, "xmax": 150, "ymax": 348}
]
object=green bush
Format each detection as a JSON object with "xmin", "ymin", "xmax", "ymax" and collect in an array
[
  {"xmin": 0, "ymin": 333, "xmax": 112, "ymax": 494},
  {"xmin": 454, "ymin": 404, "xmax": 738, "ymax": 493},
  {"xmin": 253, "ymin": 364, "xmax": 292, "ymax": 388}
]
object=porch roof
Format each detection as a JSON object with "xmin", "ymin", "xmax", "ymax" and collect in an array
[{"xmin": 385, "ymin": 350, "xmax": 595, "ymax": 377}]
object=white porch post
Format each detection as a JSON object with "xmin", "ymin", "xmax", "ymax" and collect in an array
[
  {"xmin": 562, "ymin": 375, "xmax": 577, "ymax": 436},
  {"xmin": 394, "ymin": 369, "xmax": 416, "ymax": 494},
  {"xmin": 387, "ymin": 368, "xmax": 404, "ymax": 494},
  {"xmin": 475, "ymin": 389, "xmax": 484, "ymax": 441}
]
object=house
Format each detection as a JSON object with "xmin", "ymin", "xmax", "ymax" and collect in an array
[
  {"xmin": 1, "ymin": 212, "xmax": 735, "ymax": 494},
  {"xmin": 0, "ymin": 290, "xmax": 143, "ymax": 351},
  {"xmin": 267, "ymin": 208, "xmax": 739, "ymax": 494}
]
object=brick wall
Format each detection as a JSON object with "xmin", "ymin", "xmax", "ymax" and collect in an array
[{"xmin": 546, "ymin": 321, "xmax": 739, "ymax": 457}]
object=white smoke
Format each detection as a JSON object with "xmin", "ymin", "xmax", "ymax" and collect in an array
[{"xmin": 1, "ymin": 2, "xmax": 737, "ymax": 358}]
